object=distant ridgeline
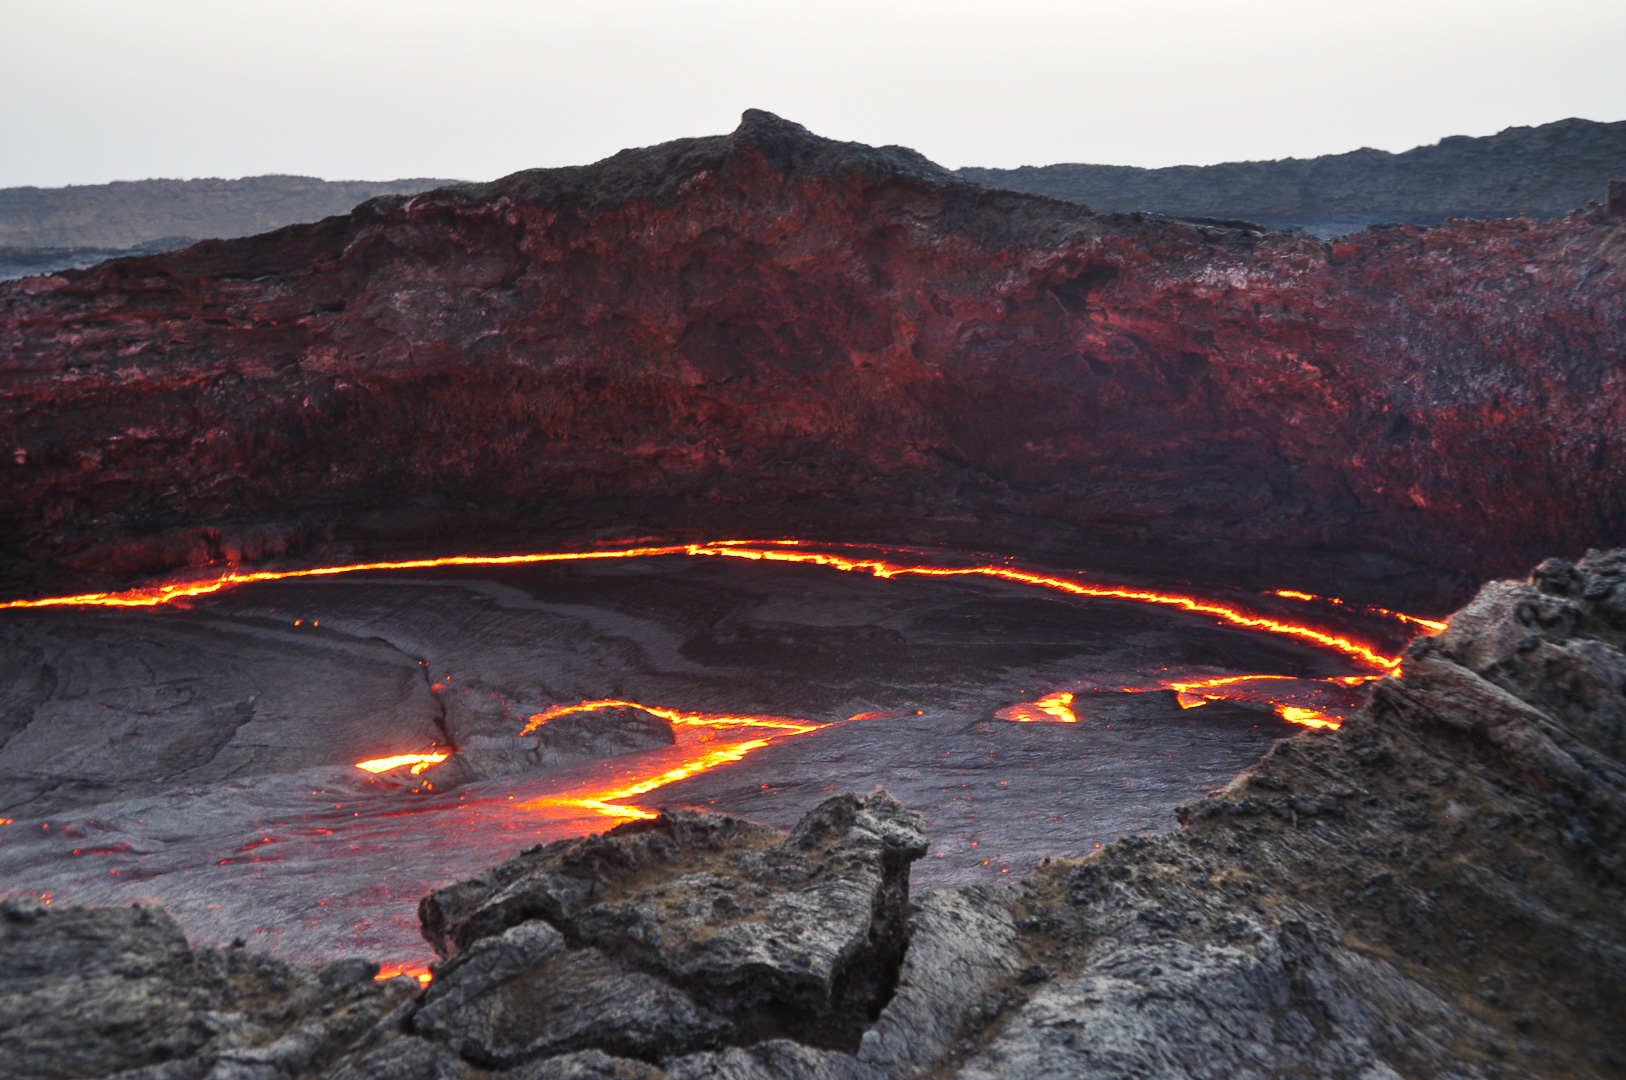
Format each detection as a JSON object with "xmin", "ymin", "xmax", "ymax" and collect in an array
[
  {"xmin": 957, "ymin": 117, "xmax": 1626, "ymax": 238},
  {"xmin": 2, "ymin": 118, "xmax": 1622, "ymax": 282},
  {"xmin": 0, "ymin": 175, "xmax": 454, "ymax": 281}
]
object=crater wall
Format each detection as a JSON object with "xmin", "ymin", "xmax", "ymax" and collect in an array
[{"xmin": 3, "ymin": 111, "xmax": 1623, "ymax": 607}]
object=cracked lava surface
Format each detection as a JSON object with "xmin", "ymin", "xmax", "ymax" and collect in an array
[{"xmin": 0, "ymin": 541, "xmax": 1428, "ymax": 978}]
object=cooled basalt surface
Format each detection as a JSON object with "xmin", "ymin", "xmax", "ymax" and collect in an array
[
  {"xmin": 5, "ymin": 550, "xmax": 1623, "ymax": 1080},
  {"xmin": 3, "ymin": 112, "xmax": 1623, "ymax": 609},
  {"xmin": 0, "ymin": 550, "xmax": 1356, "ymax": 973}
]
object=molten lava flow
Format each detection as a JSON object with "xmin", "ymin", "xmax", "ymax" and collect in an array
[
  {"xmin": 8, "ymin": 538, "xmax": 1418, "ymax": 795},
  {"xmin": 521, "ymin": 736, "xmax": 778, "ymax": 820},
  {"xmin": 516, "ymin": 699, "xmax": 822, "ymax": 818},
  {"xmin": 0, "ymin": 539, "xmax": 1419, "ymax": 673},
  {"xmin": 1127, "ymin": 671, "xmax": 1369, "ymax": 729},
  {"xmin": 375, "ymin": 963, "xmax": 433, "ymax": 985},
  {"xmin": 1272, "ymin": 588, "xmax": 1448, "ymax": 634},
  {"xmin": 355, "ymin": 752, "xmax": 449, "ymax": 775},
  {"xmin": 519, "ymin": 698, "xmax": 819, "ymax": 737},
  {"xmin": 0, "ymin": 545, "xmax": 696, "ymax": 610},
  {"xmin": 998, "ymin": 670, "xmax": 1372, "ymax": 733},
  {"xmin": 997, "ymin": 691, "xmax": 1078, "ymax": 723},
  {"xmin": 354, "ymin": 698, "xmax": 825, "ymax": 819},
  {"xmin": 1161, "ymin": 674, "xmax": 1303, "ymax": 709},
  {"xmin": 690, "ymin": 544, "xmax": 1405, "ymax": 673},
  {"xmin": 1276, "ymin": 706, "xmax": 1342, "ymax": 730}
]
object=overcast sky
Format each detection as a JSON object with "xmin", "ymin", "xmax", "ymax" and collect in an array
[{"xmin": 3, "ymin": 0, "xmax": 1622, "ymax": 188}]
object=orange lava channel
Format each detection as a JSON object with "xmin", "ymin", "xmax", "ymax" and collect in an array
[
  {"xmin": 0, "ymin": 539, "xmax": 1417, "ymax": 674},
  {"xmin": 355, "ymin": 752, "xmax": 449, "ymax": 775},
  {"xmin": 997, "ymin": 691, "xmax": 1078, "ymax": 723},
  {"xmin": 518, "ymin": 698, "xmax": 820, "ymax": 737},
  {"xmin": 517, "ymin": 699, "xmax": 823, "ymax": 819},
  {"xmin": 1273, "ymin": 589, "xmax": 1447, "ymax": 634},
  {"xmin": 375, "ymin": 963, "xmax": 432, "ymax": 985},
  {"xmin": 356, "ymin": 698, "xmax": 825, "ymax": 821},
  {"xmin": 996, "ymin": 673, "xmax": 1364, "ymax": 732},
  {"xmin": 1138, "ymin": 673, "xmax": 1356, "ymax": 729},
  {"xmin": 521, "ymin": 737, "xmax": 778, "ymax": 820}
]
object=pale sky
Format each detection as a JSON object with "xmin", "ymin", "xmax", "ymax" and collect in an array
[{"xmin": 3, "ymin": 0, "xmax": 1623, "ymax": 188}]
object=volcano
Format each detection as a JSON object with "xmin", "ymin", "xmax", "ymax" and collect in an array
[{"xmin": 1, "ymin": 114, "xmax": 1623, "ymax": 1080}]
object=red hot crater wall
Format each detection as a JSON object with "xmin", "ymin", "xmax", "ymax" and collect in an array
[{"xmin": 2, "ymin": 111, "xmax": 1623, "ymax": 608}]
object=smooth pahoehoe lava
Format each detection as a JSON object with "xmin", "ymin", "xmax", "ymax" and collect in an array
[{"xmin": 1, "ymin": 538, "xmax": 1429, "ymax": 824}]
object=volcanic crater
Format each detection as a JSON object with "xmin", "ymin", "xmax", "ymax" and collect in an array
[{"xmin": 1, "ymin": 112, "xmax": 1623, "ymax": 1080}]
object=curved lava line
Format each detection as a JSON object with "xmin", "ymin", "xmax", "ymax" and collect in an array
[{"xmin": 0, "ymin": 540, "xmax": 1418, "ymax": 672}]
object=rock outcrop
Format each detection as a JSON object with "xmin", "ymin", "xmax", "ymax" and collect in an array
[
  {"xmin": 6, "ymin": 550, "xmax": 1624, "ymax": 1079},
  {"xmin": 0, "ymin": 900, "xmax": 418, "ymax": 1080},
  {"xmin": 416, "ymin": 792, "xmax": 926, "ymax": 1057},
  {"xmin": 953, "ymin": 547, "xmax": 1626, "ymax": 1079},
  {"xmin": 3, "ymin": 112, "xmax": 1623, "ymax": 610}
]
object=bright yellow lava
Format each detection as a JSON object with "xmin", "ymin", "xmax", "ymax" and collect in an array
[
  {"xmin": 0, "ymin": 539, "xmax": 1419, "ymax": 673},
  {"xmin": 354, "ymin": 752, "xmax": 450, "ymax": 775},
  {"xmin": 998, "ymin": 691, "xmax": 1079, "ymax": 723}
]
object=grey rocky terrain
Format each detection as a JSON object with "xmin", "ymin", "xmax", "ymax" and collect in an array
[
  {"xmin": 0, "ymin": 175, "xmax": 452, "ymax": 281},
  {"xmin": 5, "ymin": 549, "xmax": 1622, "ymax": 1079},
  {"xmin": 958, "ymin": 116, "xmax": 1626, "ymax": 237}
]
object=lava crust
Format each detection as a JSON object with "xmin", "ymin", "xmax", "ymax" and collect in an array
[
  {"xmin": 5, "ymin": 549, "xmax": 1624, "ymax": 1079},
  {"xmin": 3, "ymin": 111, "xmax": 1623, "ymax": 608}
]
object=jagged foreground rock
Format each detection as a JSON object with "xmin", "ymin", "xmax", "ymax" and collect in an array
[
  {"xmin": 0, "ymin": 901, "xmax": 420, "ymax": 1080},
  {"xmin": 5, "ymin": 551, "xmax": 1624, "ymax": 1079},
  {"xmin": 4, "ymin": 112, "xmax": 1625, "ymax": 610}
]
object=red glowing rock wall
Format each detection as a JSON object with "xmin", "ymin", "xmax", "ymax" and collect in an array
[{"xmin": 2, "ymin": 112, "xmax": 1623, "ymax": 606}]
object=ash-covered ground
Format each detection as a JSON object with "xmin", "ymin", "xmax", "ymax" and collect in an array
[{"xmin": 0, "ymin": 551, "xmax": 1387, "ymax": 975}]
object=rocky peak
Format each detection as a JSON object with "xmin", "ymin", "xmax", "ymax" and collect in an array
[{"xmin": 437, "ymin": 109, "xmax": 969, "ymax": 219}]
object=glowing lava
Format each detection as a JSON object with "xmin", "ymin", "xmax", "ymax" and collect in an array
[
  {"xmin": 1151, "ymin": 676, "xmax": 1352, "ymax": 735},
  {"xmin": 1273, "ymin": 588, "xmax": 1448, "ymax": 634},
  {"xmin": 522, "ymin": 737, "xmax": 778, "ymax": 820},
  {"xmin": 1153, "ymin": 673, "xmax": 1364, "ymax": 728},
  {"xmin": 518, "ymin": 698, "xmax": 820, "ymax": 737},
  {"xmin": 375, "ymin": 963, "xmax": 433, "ymax": 985},
  {"xmin": 0, "ymin": 540, "xmax": 1418, "ymax": 673},
  {"xmin": 355, "ymin": 753, "xmax": 449, "ymax": 775},
  {"xmin": 516, "ymin": 699, "xmax": 824, "ymax": 819},
  {"xmin": 996, "ymin": 671, "xmax": 1372, "ymax": 732},
  {"xmin": 356, "ymin": 698, "xmax": 824, "ymax": 820},
  {"xmin": 1275, "ymin": 706, "xmax": 1343, "ymax": 730},
  {"xmin": 689, "ymin": 544, "xmax": 1406, "ymax": 673},
  {"xmin": 25, "ymin": 540, "xmax": 1420, "ymax": 811},
  {"xmin": 997, "ymin": 691, "xmax": 1078, "ymax": 723}
]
